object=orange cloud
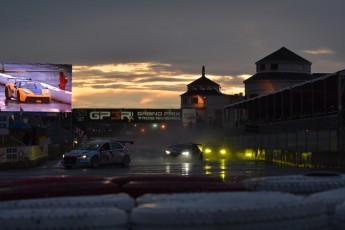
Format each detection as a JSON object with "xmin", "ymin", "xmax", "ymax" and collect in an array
[
  {"xmin": 303, "ymin": 48, "xmax": 335, "ymax": 55},
  {"xmin": 72, "ymin": 62, "xmax": 246, "ymax": 108}
]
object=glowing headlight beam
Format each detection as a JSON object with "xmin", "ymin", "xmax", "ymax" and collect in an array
[
  {"xmin": 181, "ymin": 151, "xmax": 190, "ymax": 156},
  {"xmin": 78, "ymin": 155, "xmax": 87, "ymax": 159},
  {"xmin": 204, "ymin": 148, "xmax": 212, "ymax": 154}
]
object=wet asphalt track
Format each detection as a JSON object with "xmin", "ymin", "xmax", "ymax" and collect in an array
[{"xmin": 0, "ymin": 147, "xmax": 326, "ymax": 184}]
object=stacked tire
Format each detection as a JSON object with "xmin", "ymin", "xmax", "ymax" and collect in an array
[
  {"xmin": 0, "ymin": 176, "xmax": 118, "ymax": 201},
  {"xmin": 111, "ymin": 175, "xmax": 246, "ymax": 198},
  {"xmin": 131, "ymin": 191, "xmax": 328, "ymax": 229},
  {"xmin": 307, "ymin": 187, "xmax": 345, "ymax": 229},
  {"xmin": 243, "ymin": 171, "xmax": 345, "ymax": 195},
  {"xmin": 0, "ymin": 193, "xmax": 135, "ymax": 230}
]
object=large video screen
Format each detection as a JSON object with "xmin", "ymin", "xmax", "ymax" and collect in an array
[{"xmin": 0, "ymin": 63, "xmax": 72, "ymax": 112}]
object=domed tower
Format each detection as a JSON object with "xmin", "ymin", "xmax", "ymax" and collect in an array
[
  {"xmin": 181, "ymin": 66, "xmax": 243, "ymax": 127},
  {"xmin": 244, "ymin": 47, "xmax": 313, "ymax": 98}
]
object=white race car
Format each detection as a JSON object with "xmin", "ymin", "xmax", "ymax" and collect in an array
[{"xmin": 62, "ymin": 139, "xmax": 133, "ymax": 168}]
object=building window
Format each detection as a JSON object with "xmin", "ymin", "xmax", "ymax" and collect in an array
[
  {"xmin": 271, "ymin": 63, "xmax": 278, "ymax": 70},
  {"xmin": 260, "ymin": 64, "xmax": 265, "ymax": 71},
  {"xmin": 191, "ymin": 97, "xmax": 198, "ymax": 104}
]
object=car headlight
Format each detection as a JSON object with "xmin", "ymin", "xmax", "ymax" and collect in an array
[
  {"xmin": 220, "ymin": 149, "xmax": 227, "ymax": 155},
  {"xmin": 181, "ymin": 151, "xmax": 190, "ymax": 156},
  {"xmin": 204, "ymin": 148, "xmax": 212, "ymax": 154},
  {"xmin": 78, "ymin": 155, "xmax": 87, "ymax": 159},
  {"xmin": 165, "ymin": 150, "xmax": 170, "ymax": 155}
]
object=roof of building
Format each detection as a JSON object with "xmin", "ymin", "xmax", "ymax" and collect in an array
[
  {"xmin": 255, "ymin": 47, "xmax": 312, "ymax": 64},
  {"xmin": 187, "ymin": 75, "xmax": 220, "ymax": 86},
  {"xmin": 180, "ymin": 89, "xmax": 227, "ymax": 96},
  {"xmin": 244, "ymin": 72, "xmax": 313, "ymax": 83},
  {"xmin": 187, "ymin": 66, "xmax": 220, "ymax": 87}
]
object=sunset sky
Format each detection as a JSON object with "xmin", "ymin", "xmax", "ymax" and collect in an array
[{"xmin": 1, "ymin": 0, "xmax": 344, "ymax": 109}]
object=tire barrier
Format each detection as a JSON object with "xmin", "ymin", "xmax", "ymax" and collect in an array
[
  {"xmin": 334, "ymin": 203, "xmax": 345, "ymax": 230},
  {"xmin": 0, "ymin": 180, "xmax": 119, "ymax": 201},
  {"xmin": 0, "ymin": 175, "xmax": 107, "ymax": 188},
  {"xmin": 132, "ymin": 191, "xmax": 328, "ymax": 229},
  {"xmin": 110, "ymin": 175, "xmax": 223, "ymax": 187},
  {"xmin": 307, "ymin": 187, "xmax": 345, "ymax": 228},
  {"xmin": 110, "ymin": 175, "xmax": 246, "ymax": 198},
  {"xmin": 121, "ymin": 181, "xmax": 247, "ymax": 198},
  {"xmin": 0, "ymin": 193, "xmax": 135, "ymax": 212},
  {"xmin": 2, "ymin": 173, "xmax": 344, "ymax": 229},
  {"xmin": 0, "ymin": 207, "xmax": 128, "ymax": 230},
  {"xmin": 242, "ymin": 171, "xmax": 345, "ymax": 195}
]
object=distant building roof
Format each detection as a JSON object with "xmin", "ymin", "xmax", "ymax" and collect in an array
[
  {"xmin": 180, "ymin": 89, "xmax": 225, "ymax": 96},
  {"xmin": 244, "ymin": 72, "xmax": 313, "ymax": 83},
  {"xmin": 256, "ymin": 47, "xmax": 311, "ymax": 64},
  {"xmin": 187, "ymin": 66, "xmax": 220, "ymax": 87},
  {"xmin": 187, "ymin": 75, "xmax": 220, "ymax": 86}
]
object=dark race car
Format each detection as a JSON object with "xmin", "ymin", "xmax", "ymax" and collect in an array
[
  {"xmin": 164, "ymin": 143, "xmax": 203, "ymax": 161},
  {"xmin": 202, "ymin": 142, "xmax": 230, "ymax": 160}
]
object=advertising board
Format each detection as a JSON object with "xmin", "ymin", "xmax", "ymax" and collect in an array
[
  {"xmin": 0, "ymin": 62, "xmax": 72, "ymax": 112},
  {"xmin": 0, "ymin": 146, "xmax": 48, "ymax": 163},
  {"xmin": 73, "ymin": 109, "xmax": 181, "ymax": 123}
]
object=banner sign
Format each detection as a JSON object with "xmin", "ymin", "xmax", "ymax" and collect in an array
[
  {"xmin": 73, "ymin": 109, "xmax": 182, "ymax": 123},
  {"xmin": 0, "ymin": 146, "xmax": 48, "ymax": 163}
]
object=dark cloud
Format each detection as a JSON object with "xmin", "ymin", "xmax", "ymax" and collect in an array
[{"xmin": 1, "ymin": 0, "xmax": 344, "ymax": 77}]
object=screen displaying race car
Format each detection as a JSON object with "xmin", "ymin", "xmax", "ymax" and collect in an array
[
  {"xmin": 5, "ymin": 78, "xmax": 51, "ymax": 103},
  {"xmin": 0, "ymin": 62, "xmax": 72, "ymax": 112}
]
